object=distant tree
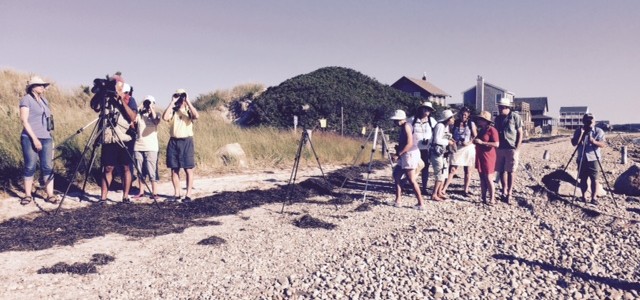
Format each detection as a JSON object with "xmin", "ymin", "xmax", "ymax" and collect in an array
[{"xmin": 253, "ymin": 66, "xmax": 433, "ymax": 135}]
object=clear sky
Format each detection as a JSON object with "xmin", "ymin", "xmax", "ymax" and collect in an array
[{"xmin": 1, "ymin": 0, "xmax": 638, "ymax": 124}]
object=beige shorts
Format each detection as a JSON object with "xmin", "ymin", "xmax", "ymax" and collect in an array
[
  {"xmin": 496, "ymin": 148, "xmax": 519, "ymax": 173},
  {"xmin": 430, "ymin": 154, "xmax": 448, "ymax": 182},
  {"xmin": 398, "ymin": 149, "xmax": 421, "ymax": 170}
]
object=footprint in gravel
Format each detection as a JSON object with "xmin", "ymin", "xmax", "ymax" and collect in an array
[
  {"xmin": 197, "ymin": 236, "xmax": 227, "ymax": 246},
  {"xmin": 293, "ymin": 214, "xmax": 337, "ymax": 230},
  {"xmin": 37, "ymin": 253, "xmax": 115, "ymax": 275}
]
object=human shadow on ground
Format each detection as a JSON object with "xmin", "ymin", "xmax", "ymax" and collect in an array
[
  {"xmin": 0, "ymin": 162, "xmax": 386, "ymax": 253},
  {"xmin": 492, "ymin": 254, "xmax": 640, "ymax": 292}
]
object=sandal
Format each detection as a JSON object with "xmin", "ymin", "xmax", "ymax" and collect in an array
[
  {"xmin": 20, "ymin": 196, "xmax": 33, "ymax": 205},
  {"xmin": 44, "ymin": 195, "xmax": 60, "ymax": 204}
]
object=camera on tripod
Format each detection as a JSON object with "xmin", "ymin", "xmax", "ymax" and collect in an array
[{"xmin": 89, "ymin": 77, "xmax": 119, "ymax": 113}]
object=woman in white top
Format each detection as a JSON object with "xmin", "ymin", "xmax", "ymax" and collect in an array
[
  {"xmin": 411, "ymin": 101, "xmax": 437, "ymax": 194},
  {"xmin": 430, "ymin": 109, "xmax": 455, "ymax": 201},
  {"xmin": 442, "ymin": 107, "xmax": 477, "ymax": 196},
  {"xmin": 133, "ymin": 95, "xmax": 161, "ymax": 199}
]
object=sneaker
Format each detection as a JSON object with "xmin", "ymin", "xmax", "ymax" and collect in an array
[
  {"xmin": 167, "ymin": 196, "xmax": 180, "ymax": 203},
  {"xmin": 122, "ymin": 198, "xmax": 131, "ymax": 203},
  {"xmin": 591, "ymin": 199, "xmax": 599, "ymax": 206},
  {"xmin": 182, "ymin": 196, "xmax": 192, "ymax": 203}
]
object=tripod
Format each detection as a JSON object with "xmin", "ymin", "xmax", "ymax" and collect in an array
[
  {"xmin": 54, "ymin": 97, "xmax": 155, "ymax": 214},
  {"xmin": 340, "ymin": 126, "xmax": 395, "ymax": 201},
  {"xmin": 565, "ymin": 128, "xmax": 617, "ymax": 207},
  {"xmin": 281, "ymin": 129, "xmax": 333, "ymax": 212}
]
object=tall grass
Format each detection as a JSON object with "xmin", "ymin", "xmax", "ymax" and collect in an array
[{"xmin": 0, "ymin": 69, "xmax": 370, "ymax": 191}]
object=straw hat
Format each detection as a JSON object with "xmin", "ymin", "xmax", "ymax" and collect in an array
[
  {"xmin": 174, "ymin": 88, "xmax": 187, "ymax": 95},
  {"xmin": 497, "ymin": 97, "xmax": 513, "ymax": 107},
  {"xmin": 419, "ymin": 101, "xmax": 435, "ymax": 111},
  {"xmin": 390, "ymin": 109, "xmax": 407, "ymax": 120},
  {"xmin": 474, "ymin": 111, "xmax": 494, "ymax": 124},
  {"xmin": 438, "ymin": 109, "xmax": 455, "ymax": 122},
  {"xmin": 26, "ymin": 76, "xmax": 50, "ymax": 88}
]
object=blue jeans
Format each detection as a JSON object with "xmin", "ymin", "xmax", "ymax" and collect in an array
[{"xmin": 21, "ymin": 135, "xmax": 53, "ymax": 182}]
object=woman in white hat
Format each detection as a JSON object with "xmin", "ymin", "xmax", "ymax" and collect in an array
[
  {"xmin": 133, "ymin": 95, "xmax": 161, "ymax": 200},
  {"xmin": 411, "ymin": 101, "xmax": 437, "ymax": 194},
  {"xmin": 473, "ymin": 111, "xmax": 500, "ymax": 205},
  {"xmin": 442, "ymin": 107, "xmax": 477, "ymax": 196},
  {"xmin": 18, "ymin": 76, "xmax": 58, "ymax": 205},
  {"xmin": 390, "ymin": 109, "xmax": 425, "ymax": 210},
  {"xmin": 430, "ymin": 109, "xmax": 455, "ymax": 201}
]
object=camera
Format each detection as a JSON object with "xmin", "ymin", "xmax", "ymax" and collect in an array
[{"xmin": 89, "ymin": 77, "xmax": 118, "ymax": 112}]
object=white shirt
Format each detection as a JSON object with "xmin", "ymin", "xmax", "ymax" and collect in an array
[
  {"xmin": 410, "ymin": 116, "xmax": 437, "ymax": 150},
  {"xmin": 431, "ymin": 122, "xmax": 451, "ymax": 147},
  {"xmin": 134, "ymin": 113, "xmax": 159, "ymax": 152}
]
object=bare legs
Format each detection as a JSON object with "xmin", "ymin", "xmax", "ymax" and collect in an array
[
  {"xmin": 500, "ymin": 171, "xmax": 514, "ymax": 202},
  {"xmin": 393, "ymin": 168, "xmax": 424, "ymax": 207},
  {"xmin": 101, "ymin": 165, "xmax": 131, "ymax": 200},
  {"xmin": 479, "ymin": 172, "xmax": 496, "ymax": 204},
  {"xmin": 171, "ymin": 168, "xmax": 194, "ymax": 198},
  {"xmin": 442, "ymin": 165, "xmax": 471, "ymax": 195}
]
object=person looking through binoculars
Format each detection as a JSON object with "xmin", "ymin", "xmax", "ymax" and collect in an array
[
  {"xmin": 570, "ymin": 113, "xmax": 606, "ymax": 205},
  {"xmin": 133, "ymin": 95, "xmax": 160, "ymax": 200},
  {"xmin": 99, "ymin": 81, "xmax": 138, "ymax": 204},
  {"xmin": 162, "ymin": 89, "xmax": 200, "ymax": 203}
]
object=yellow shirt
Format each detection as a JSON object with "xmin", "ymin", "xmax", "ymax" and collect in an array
[{"xmin": 168, "ymin": 106, "xmax": 194, "ymax": 138}]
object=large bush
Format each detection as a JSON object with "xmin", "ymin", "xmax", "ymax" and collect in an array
[{"xmin": 254, "ymin": 67, "xmax": 425, "ymax": 135}]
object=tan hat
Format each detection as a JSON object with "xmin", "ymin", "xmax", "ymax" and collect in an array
[
  {"xmin": 474, "ymin": 111, "xmax": 494, "ymax": 124},
  {"xmin": 174, "ymin": 88, "xmax": 187, "ymax": 95},
  {"xmin": 497, "ymin": 97, "xmax": 513, "ymax": 107},
  {"xmin": 419, "ymin": 101, "xmax": 435, "ymax": 111},
  {"xmin": 438, "ymin": 109, "xmax": 455, "ymax": 122},
  {"xmin": 390, "ymin": 109, "xmax": 407, "ymax": 120},
  {"xmin": 27, "ymin": 76, "xmax": 50, "ymax": 88}
]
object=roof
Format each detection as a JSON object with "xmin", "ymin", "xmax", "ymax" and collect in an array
[
  {"xmin": 531, "ymin": 115, "xmax": 554, "ymax": 120},
  {"xmin": 394, "ymin": 76, "xmax": 451, "ymax": 97},
  {"xmin": 559, "ymin": 106, "xmax": 588, "ymax": 113},
  {"xmin": 514, "ymin": 97, "xmax": 548, "ymax": 113}
]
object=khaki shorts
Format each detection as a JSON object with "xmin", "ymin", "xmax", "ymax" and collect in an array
[
  {"xmin": 430, "ymin": 154, "xmax": 448, "ymax": 182},
  {"xmin": 496, "ymin": 148, "xmax": 519, "ymax": 173}
]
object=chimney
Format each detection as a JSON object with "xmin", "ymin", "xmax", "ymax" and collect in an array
[
  {"xmin": 476, "ymin": 75, "xmax": 484, "ymax": 112},
  {"xmin": 422, "ymin": 72, "xmax": 427, "ymax": 81}
]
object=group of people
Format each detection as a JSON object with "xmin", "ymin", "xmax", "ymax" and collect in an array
[
  {"xmin": 390, "ymin": 97, "xmax": 606, "ymax": 209},
  {"xmin": 18, "ymin": 74, "xmax": 200, "ymax": 205}
]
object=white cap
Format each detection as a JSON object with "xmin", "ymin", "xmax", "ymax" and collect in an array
[
  {"xmin": 144, "ymin": 95, "xmax": 156, "ymax": 103},
  {"xmin": 122, "ymin": 83, "xmax": 132, "ymax": 94}
]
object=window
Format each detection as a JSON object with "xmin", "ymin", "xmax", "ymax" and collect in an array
[{"xmin": 413, "ymin": 92, "xmax": 421, "ymax": 98}]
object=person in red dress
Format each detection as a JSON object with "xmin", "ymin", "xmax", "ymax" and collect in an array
[{"xmin": 473, "ymin": 111, "xmax": 500, "ymax": 205}]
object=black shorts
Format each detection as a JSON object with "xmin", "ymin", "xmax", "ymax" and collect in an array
[
  {"xmin": 579, "ymin": 160, "xmax": 599, "ymax": 179},
  {"xmin": 101, "ymin": 142, "xmax": 133, "ymax": 167},
  {"xmin": 166, "ymin": 137, "xmax": 195, "ymax": 169}
]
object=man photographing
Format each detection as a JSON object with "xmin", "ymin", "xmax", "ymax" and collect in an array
[
  {"xmin": 163, "ymin": 89, "xmax": 200, "ymax": 203},
  {"xmin": 570, "ymin": 113, "xmax": 606, "ymax": 205}
]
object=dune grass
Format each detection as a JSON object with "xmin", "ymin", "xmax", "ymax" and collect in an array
[{"xmin": 0, "ymin": 69, "xmax": 374, "ymax": 192}]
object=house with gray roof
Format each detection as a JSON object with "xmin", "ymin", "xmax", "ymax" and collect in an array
[
  {"xmin": 559, "ymin": 106, "xmax": 589, "ymax": 129},
  {"xmin": 391, "ymin": 74, "xmax": 450, "ymax": 106},
  {"xmin": 514, "ymin": 97, "xmax": 555, "ymax": 128},
  {"xmin": 462, "ymin": 76, "xmax": 515, "ymax": 116}
]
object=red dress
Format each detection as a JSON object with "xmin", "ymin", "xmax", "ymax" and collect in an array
[{"xmin": 475, "ymin": 126, "xmax": 499, "ymax": 174}]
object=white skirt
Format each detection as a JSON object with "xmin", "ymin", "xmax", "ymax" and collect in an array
[
  {"xmin": 449, "ymin": 144, "xmax": 476, "ymax": 167},
  {"xmin": 398, "ymin": 149, "xmax": 421, "ymax": 169}
]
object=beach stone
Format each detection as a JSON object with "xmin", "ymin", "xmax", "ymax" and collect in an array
[
  {"xmin": 215, "ymin": 143, "xmax": 248, "ymax": 168},
  {"xmin": 614, "ymin": 164, "xmax": 640, "ymax": 196}
]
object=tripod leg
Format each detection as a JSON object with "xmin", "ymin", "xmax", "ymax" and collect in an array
[
  {"xmin": 340, "ymin": 131, "xmax": 374, "ymax": 188},
  {"xmin": 595, "ymin": 151, "xmax": 618, "ymax": 208},
  {"xmin": 80, "ymin": 139, "xmax": 101, "ymax": 200},
  {"xmin": 282, "ymin": 131, "xmax": 306, "ymax": 213},
  {"xmin": 363, "ymin": 127, "xmax": 380, "ymax": 201},
  {"xmin": 306, "ymin": 133, "xmax": 339, "ymax": 209},
  {"xmin": 572, "ymin": 140, "xmax": 589, "ymax": 203},
  {"xmin": 564, "ymin": 130, "xmax": 585, "ymax": 172}
]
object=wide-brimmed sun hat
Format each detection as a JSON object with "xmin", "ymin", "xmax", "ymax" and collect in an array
[
  {"xmin": 390, "ymin": 109, "xmax": 407, "ymax": 120},
  {"xmin": 27, "ymin": 76, "xmax": 50, "ymax": 88},
  {"xmin": 419, "ymin": 101, "xmax": 435, "ymax": 111},
  {"xmin": 438, "ymin": 109, "xmax": 455, "ymax": 122},
  {"xmin": 474, "ymin": 111, "xmax": 494, "ymax": 124},
  {"xmin": 497, "ymin": 97, "xmax": 513, "ymax": 107}
]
